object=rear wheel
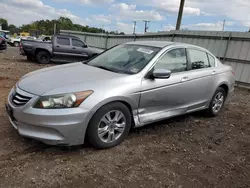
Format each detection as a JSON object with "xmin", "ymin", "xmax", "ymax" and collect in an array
[
  {"xmin": 87, "ymin": 102, "xmax": 132, "ymax": 149},
  {"xmin": 36, "ymin": 51, "xmax": 51, "ymax": 64},
  {"xmin": 14, "ymin": 42, "xmax": 19, "ymax": 47},
  {"xmin": 206, "ymin": 87, "xmax": 226, "ymax": 117}
]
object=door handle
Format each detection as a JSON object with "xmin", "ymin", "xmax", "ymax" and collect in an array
[
  {"xmin": 181, "ymin": 77, "xmax": 189, "ymax": 82},
  {"xmin": 72, "ymin": 47, "xmax": 76, "ymax": 49},
  {"xmin": 56, "ymin": 45, "xmax": 60, "ymax": 48},
  {"xmin": 212, "ymin": 71, "xmax": 216, "ymax": 75}
]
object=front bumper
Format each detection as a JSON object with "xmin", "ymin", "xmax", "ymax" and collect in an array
[{"xmin": 6, "ymin": 87, "xmax": 94, "ymax": 146}]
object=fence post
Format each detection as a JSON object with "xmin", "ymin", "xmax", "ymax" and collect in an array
[
  {"xmin": 84, "ymin": 33, "xmax": 87, "ymax": 43},
  {"xmin": 223, "ymin": 32, "xmax": 232, "ymax": 63},
  {"xmin": 171, "ymin": 31, "xmax": 175, "ymax": 42},
  {"xmin": 105, "ymin": 33, "xmax": 109, "ymax": 50},
  {"xmin": 134, "ymin": 34, "xmax": 137, "ymax": 41}
]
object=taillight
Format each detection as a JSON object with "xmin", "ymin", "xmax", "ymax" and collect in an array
[
  {"xmin": 19, "ymin": 42, "xmax": 22, "ymax": 49},
  {"xmin": 232, "ymin": 70, "xmax": 235, "ymax": 76}
]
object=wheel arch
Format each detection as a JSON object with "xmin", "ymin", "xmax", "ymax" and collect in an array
[
  {"xmin": 218, "ymin": 82, "xmax": 229, "ymax": 97},
  {"xmin": 81, "ymin": 97, "xmax": 138, "ymax": 143},
  {"xmin": 35, "ymin": 48, "xmax": 52, "ymax": 57}
]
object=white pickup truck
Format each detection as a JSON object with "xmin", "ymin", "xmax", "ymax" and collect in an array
[{"xmin": 8, "ymin": 36, "xmax": 36, "ymax": 47}]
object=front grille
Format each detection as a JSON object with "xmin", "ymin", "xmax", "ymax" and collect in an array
[{"xmin": 12, "ymin": 91, "xmax": 32, "ymax": 106}]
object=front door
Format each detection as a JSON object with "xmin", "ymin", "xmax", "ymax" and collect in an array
[
  {"xmin": 71, "ymin": 38, "xmax": 89, "ymax": 60},
  {"xmin": 139, "ymin": 48, "xmax": 191, "ymax": 124}
]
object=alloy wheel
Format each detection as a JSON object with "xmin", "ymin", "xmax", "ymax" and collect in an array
[
  {"xmin": 212, "ymin": 92, "xmax": 224, "ymax": 113},
  {"xmin": 98, "ymin": 110, "xmax": 126, "ymax": 143}
]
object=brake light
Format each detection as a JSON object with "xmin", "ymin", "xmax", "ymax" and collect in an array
[{"xmin": 232, "ymin": 70, "xmax": 235, "ymax": 76}]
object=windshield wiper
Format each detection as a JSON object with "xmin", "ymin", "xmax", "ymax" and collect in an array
[{"xmin": 94, "ymin": 65, "xmax": 118, "ymax": 73}]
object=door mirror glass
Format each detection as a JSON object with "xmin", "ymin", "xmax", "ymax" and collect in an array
[{"xmin": 153, "ymin": 69, "xmax": 171, "ymax": 79}]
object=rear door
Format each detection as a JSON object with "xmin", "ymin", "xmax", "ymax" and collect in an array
[
  {"xmin": 53, "ymin": 36, "xmax": 72, "ymax": 59},
  {"xmin": 71, "ymin": 38, "xmax": 89, "ymax": 60},
  {"xmin": 184, "ymin": 48, "xmax": 217, "ymax": 111}
]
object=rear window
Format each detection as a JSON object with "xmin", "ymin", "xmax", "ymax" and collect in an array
[
  {"xmin": 57, "ymin": 37, "xmax": 70, "ymax": 46},
  {"xmin": 207, "ymin": 53, "xmax": 216, "ymax": 67},
  {"xmin": 188, "ymin": 49, "xmax": 210, "ymax": 69}
]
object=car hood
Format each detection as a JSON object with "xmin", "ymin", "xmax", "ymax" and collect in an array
[{"xmin": 17, "ymin": 62, "xmax": 123, "ymax": 95}]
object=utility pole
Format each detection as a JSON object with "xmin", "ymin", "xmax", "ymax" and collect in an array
[
  {"xmin": 222, "ymin": 19, "xmax": 225, "ymax": 31},
  {"xmin": 143, "ymin": 20, "xmax": 150, "ymax": 33},
  {"xmin": 175, "ymin": 0, "xmax": 185, "ymax": 30},
  {"xmin": 54, "ymin": 23, "xmax": 56, "ymax": 34},
  {"xmin": 133, "ymin": 21, "xmax": 137, "ymax": 34}
]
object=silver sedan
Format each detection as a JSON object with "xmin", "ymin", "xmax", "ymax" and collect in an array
[{"xmin": 6, "ymin": 41, "xmax": 235, "ymax": 149}]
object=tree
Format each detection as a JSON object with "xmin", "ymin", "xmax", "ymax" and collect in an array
[
  {"xmin": 8, "ymin": 24, "xmax": 18, "ymax": 34},
  {"xmin": 1, "ymin": 17, "xmax": 124, "ymax": 36},
  {"xmin": 0, "ymin": 18, "xmax": 8, "ymax": 30}
]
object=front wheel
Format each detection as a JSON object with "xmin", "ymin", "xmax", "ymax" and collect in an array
[
  {"xmin": 87, "ymin": 102, "xmax": 132, "ymax": 149},
  {"xmin": 206, "ymin": 87, "xmax": 226, "ymax": 117},
  {"xmin": 36, "ymin": 51, "xmax": 51, "ymax": 64}
]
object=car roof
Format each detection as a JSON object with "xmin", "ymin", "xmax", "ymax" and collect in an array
[
  {"xmin": 125, "ymin": 41, "xmax": 175, "ymax": 48},
  {"xmin": 53, "ymin": 34, "xmax": 80, "ymax": 39},
  {"xmin": 125, "ymin": 41, "xmax": 208, "ymax": 51}
]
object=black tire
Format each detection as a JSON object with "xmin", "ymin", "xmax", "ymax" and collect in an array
[
  {"xmin": 92, "ymin": 53, "xmax": 98, "ymax": 58},
  {"xmin": 36, "ymin": 51, "xmax": 51, "ymax": 64},
  {"xmin": 206, "ymin": 87, "xmax": 226, "ymax": 117},
  {"xmin": 87, "ymin": 102, "xmax": 132, "ymax": 149},
  {"xmin": 14, "ymin": 42, "xmax": 19, "ymax": 47},
  {"xmin": 27, "ymin": 55, "xmax": 33, "ymax": 61}
]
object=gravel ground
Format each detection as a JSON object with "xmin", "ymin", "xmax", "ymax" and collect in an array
[{"xmin": 0, "ymin": 47, "xmax": 250, "ymax": 188}]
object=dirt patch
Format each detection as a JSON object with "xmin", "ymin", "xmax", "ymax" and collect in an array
[{"xmin": 0, "ymin": 47, "xmax": 249, "ymax": 188}]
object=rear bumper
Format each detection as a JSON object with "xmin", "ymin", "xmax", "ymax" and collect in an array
[
  {"xmin": 7, "ymin": 87, "xmax": 94, "ymax": 146},
  {"xmin": 20, "ymin": 48, "xmax": 34, "ymax": 57}
]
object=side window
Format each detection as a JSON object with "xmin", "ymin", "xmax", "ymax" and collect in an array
[
  {"xmin": 154, "ymin": 48, "xmax": 187, "ymax": 73},
  {"xmin": 72, "ymin": 39, "xmax": 85, "ymax": 47},
  {"xmin": 207, "ymin": 53, "xmax": 215, "ymax": 67},
  {"xmin": 189, "ymin": 49, "xmax": 210, "ymax": 69},
  {"xmin": 57, "ymin": 37, "xmax": 70, "ymax": 46}
]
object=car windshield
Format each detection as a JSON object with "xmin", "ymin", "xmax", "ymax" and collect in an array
[{"xmin": 87, "ymin": 44, "xmax": 161, "ymax": 74}]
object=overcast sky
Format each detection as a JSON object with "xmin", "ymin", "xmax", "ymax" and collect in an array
[{"xmin": 0, "ymin": 0, "xmax": 250, "ymax": 33}]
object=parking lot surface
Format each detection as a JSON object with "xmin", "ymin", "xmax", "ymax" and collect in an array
[{"xmin": 0, "ymin": 47, "xmax": 249, "ymax": 188}]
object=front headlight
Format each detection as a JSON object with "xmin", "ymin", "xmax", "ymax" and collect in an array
[{"xmin": 34, "ymin": 90, "xmax": 93, "ymax": 109}]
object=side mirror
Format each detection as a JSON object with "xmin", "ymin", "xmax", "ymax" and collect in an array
[
  {"xmin": 83, "ymin": 44, "xmax": 88, "ymax": 48},
  {"xmin": 152, "ymin": 69, "xmax": 171, "ymax": 79}
]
